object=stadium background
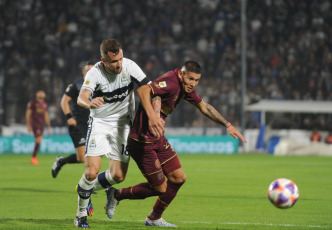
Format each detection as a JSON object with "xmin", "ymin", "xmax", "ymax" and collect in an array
[{"xmin": 1, "ymin": 0, "xmax": 332, "ymax": 153}]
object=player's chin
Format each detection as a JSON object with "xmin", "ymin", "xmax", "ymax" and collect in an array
[
  {"xmin": 115, "ymin": 67, "xmax": 122, "ymax": 74},
  {"xmin": 186, "ymin": 88, "xmax": 193, "ymax": 93}
]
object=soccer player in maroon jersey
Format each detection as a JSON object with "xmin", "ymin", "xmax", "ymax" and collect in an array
[
  {"xmin": 26, "ymin": 90, "xmax": 51, "ymax": 165},
  {"xmin": 104, "ymin": 61, "xmax": 247, "ymax": 227}
]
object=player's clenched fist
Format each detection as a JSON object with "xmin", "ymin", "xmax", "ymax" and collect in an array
[{"xmin": 90, "ymin": 97, "xmax": 104, "ymax": 108}]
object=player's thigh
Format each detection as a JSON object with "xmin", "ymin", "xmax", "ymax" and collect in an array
[
  {"xmin": 85, "ymin": 119, "xmax": 112, "ymax": 156},
  {"xmin": 69, "ymin": 124, "xmax": 87, "ymax": 148},
  {"xmin": 128, "ymin": 137, "xmax": 165, "ymax": 186},
  {"xmin": 157, "ymin": 137, "xmax": 183, "ymax": 174},
  {"xmin": 106, "ymin": 124, "xmax": 130, "ymax": 163}
]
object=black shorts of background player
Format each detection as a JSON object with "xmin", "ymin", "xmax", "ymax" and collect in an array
[{"xmin": 51, "ymin": 62, "xmax": 94, "ymax": 178}]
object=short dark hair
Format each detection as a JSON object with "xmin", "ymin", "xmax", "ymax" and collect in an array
[
  {"xmin": 182, "ymin": 61, "xmax": 201, "ymax": 74},
  {"xmin": 100, "ymin": 39, "xmax": 122, "ymax": 59}
]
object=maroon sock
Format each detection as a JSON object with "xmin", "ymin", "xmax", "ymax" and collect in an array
[
  {"xmin": 115, "ymin": 182, "xmax": 162, "ymax": 201},
  {"xmin": 148, "ymin": 180, "xmax": 184, "ymax": 220},
  {"xmin": 32, "ymin": 143, "xmax": 40, "ymax": 157}
]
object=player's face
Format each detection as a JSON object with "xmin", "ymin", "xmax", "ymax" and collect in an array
[
  {"xmin": 36, "ymin": 91, "xmax": 46, "ymax": 102},
  {"xmin": 102, "ymin": 49, "xmax": 123, "ymax": 74},
  {"xmin": 179, "ymin": 70, "xmax": 201, "ymax": 93}
]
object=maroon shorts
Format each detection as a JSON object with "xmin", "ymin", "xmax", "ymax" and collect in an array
[
  {"xmin": 128, "ymin": 136, "xmax": 182, "ymax": 186},
  {"xmin": 32, "ymin": 126, "xmax": 44, "ymax": 138}
]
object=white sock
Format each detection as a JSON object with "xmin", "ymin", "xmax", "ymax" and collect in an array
[
  {"xmin": 93, "ymin": 170, "xmax": 117, "ymax": 191},
  {"xmin": 77, "ymin": 174, "xmax": 94, "ymax": 217}
]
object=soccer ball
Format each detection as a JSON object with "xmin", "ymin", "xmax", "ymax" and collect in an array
[{"xmin": 267, "ymin": 178, "xmax": 299, "ymax": 209}]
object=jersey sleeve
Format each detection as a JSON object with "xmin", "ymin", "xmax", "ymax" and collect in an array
[
  {"xmin": 81, "ymin": 68, "xmax": 99, "ymax": 93},
  {"xmin": 64, "ymin": 83, "xmax": 77, "ymax": 98},
  {"xmin": 149, "ymin": 72, "xmax": 177, "ymax": 97}
]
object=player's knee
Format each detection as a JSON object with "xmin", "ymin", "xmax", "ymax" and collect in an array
[
  {"xmin": 153, "ymin": 182, "xmax": 167, "ymax": 193},
  {"xmin": 112, "ymin": 174, "xmax": 126, "ymax": 183},
  {"xmin": 180, "ymin": 175, "xmax": 187, "ymax": 184},
  {"xmin": 85, "ymin": 169, "xmax": 98, "ymax": 181}
]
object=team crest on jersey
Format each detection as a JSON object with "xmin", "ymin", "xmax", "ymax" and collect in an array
[
  {"xmin": 159, "ymin": 81, "xmax": 167, "ymax": 88},
  {"xmin": 121, "ymin": 73, "xmax": 129, "ymax": 84},
  {"xmin": 89, "ymin": 137, "xmax": 96, "ymax": 150},
  {"xmin": 84, "ymin": 80, "xmax": 91, "ymax": 85}
]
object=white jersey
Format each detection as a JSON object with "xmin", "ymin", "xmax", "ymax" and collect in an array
[{"xmin": 81, "ymin": 58, "xmax": 148, "ymax": 123}]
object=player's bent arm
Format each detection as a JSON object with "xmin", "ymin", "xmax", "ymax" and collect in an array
[
  {"xmin": 137, "ymin": 85, "xmax": 165, "ymax": 137},
  {"xmin": 151, "ymin": 96, "xmax": 161, "ymax": 117},
  {"xmin": 137, "ymin": 85, "xmax": 156, "ymax": 118},
  {"xmin": 60, "ymin": 94, "xmax": 72, "ymax": 115},
  {"xmin": 78, "ymin": 88, "xmax": 104, "ymax": 109},
  {"xmin": 77, "ymin": 88, "xmax": 93, "ymax": 109}
]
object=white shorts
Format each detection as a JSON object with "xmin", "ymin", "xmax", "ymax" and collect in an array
[{"xmin": 85, "ymin": 118, "xmax": 130, "ymax": 163}]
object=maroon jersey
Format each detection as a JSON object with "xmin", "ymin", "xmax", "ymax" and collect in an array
[
  {"xmin": 129, "ymin": 69, "xmax": 202, "ymax": 143},
  {"xmin": 27, "ymin": 99, "xmax": 48, "ymax": 127}
]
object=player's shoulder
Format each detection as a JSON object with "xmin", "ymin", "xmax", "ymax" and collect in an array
[
  {"xmin": 122, "ymin": 58, "xmax": 140, "ymax": 70},
  {"xmin": 157, "ymin": 69, "xmax": 179, "ymax": 83},
  {"xmin": 86, "ymin": 62, "xmax": 102, "ymax": 76}
]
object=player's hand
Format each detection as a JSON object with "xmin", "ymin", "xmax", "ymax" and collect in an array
[
  {"xmin": 227, "ymin": 125, "xmax": 247, "ymax": 143},
  {"xmin": 149, "ymin": 115, "xmax": 166, "ymax": 138},
  {"xmin": 67, "ymin": 118, "xmax": 77, "ymax": 126},
  {"xmin": 27, "ymin": 125, "xmax": 32, "ymax": 132},
  {"xmin": 90, "ymin": 97, "xmax": 104, "ymax": 108}
]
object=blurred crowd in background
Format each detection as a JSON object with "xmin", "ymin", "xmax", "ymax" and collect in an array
[{"xmin": 1, "ymin": 0, "xmax": 332, "ymax": 130}]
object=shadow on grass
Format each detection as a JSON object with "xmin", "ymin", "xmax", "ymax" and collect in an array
[{"xmin": 0, "ymin": 187, "xmax": 74, "ymax": 194}]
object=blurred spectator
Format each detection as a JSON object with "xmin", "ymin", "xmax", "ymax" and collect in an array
[
  {"xmin": 325, "ymin": 131, "xmax": 332, "ymax": 144},
  {"xmin": 1, "ymin": 0, "xmax": 332, "ymax": 130},
  {"xmin": 310, "ymin": 128, "xmax": 321, "ymax": 142}
]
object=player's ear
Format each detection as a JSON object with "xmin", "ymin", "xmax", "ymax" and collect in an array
[{"xmin": 178, "ymin": 69, "xmax": 184, "ymax": 82}]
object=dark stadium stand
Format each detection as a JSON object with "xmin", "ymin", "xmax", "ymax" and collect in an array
[{"xmin": 1, "ymin": 0, "xmax": 332, "ymax": 130}]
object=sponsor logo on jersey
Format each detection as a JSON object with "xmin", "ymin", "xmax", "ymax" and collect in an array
[
  {"xmin": 85, "ymin": 80, "xmax": 91, "ymax": 85},
  {"xmin": 94, "ymin": 82, "xmax": 134, "ymax": 104},
  {"xmin": 104, "ymin": 89, "xmax": 129, "ymax": 101},
  {"xmin": 159, "ymin": 81, "xmax": 167, "ymax": 88}
]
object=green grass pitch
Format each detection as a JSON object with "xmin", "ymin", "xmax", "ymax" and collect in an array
[{"xmin": 0, "ymin": 153, "xmax": 331, "ymax": 229}]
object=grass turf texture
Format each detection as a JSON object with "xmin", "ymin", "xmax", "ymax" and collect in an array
[{"xmin": 0, "ymin": 153, "xmax": 331, "ymax": 229}]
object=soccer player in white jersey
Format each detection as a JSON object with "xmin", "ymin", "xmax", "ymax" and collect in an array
[{"xmin": 74, "ymin": 39, "xmax": 151, "ymax": 228}]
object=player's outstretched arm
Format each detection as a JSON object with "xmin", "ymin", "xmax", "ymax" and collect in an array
[
  {"xmin": 194, "ymin": 100, "xmax": 247, "ymax": 143},
  {"xmin": 137, "ymin": 85, "xmax": 165, "ymax": 138}
]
